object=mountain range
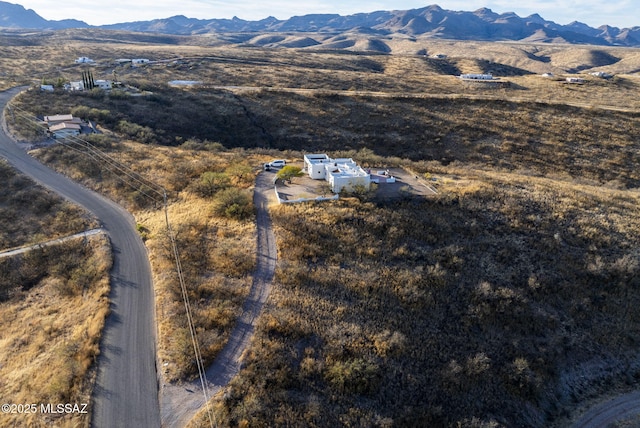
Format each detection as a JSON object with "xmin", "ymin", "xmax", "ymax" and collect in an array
[{"xmin": 1, "ymin": 1, "xmax": 640, "ymax": 47}]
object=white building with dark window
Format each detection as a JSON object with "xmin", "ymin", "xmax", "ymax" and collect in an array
[
  {"xmin": 94, "ymin": 80, "xmax": 113, "ymax": 90},
  {"xmin": 459, "ymin": 73, "xmax": 495, "ymax": 80},
  {"xmin": 303, "ymin": 154, "xmax": 370, "ymax": 193}
]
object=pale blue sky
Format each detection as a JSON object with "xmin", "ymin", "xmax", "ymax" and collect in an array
[{"xmin": 15, "ymin": 1, "xmax": 639, "ymax": 29}]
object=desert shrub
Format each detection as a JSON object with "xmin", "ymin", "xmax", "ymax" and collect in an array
[
  {"xmin": 212, "ymin": 188, "xmax": 254, "ymax": 220},
  {"xmin": 83, "ymin": 133, "xmax": 116, "ymax": 149},
  {"xmin": 191, "ymin": 171, "xmax": 230, "ymax": 198},
  {"xmin": 71, "ymin": 105, "xmax": 111, "ymax": 122},
  {"xmin": 224, "ymin": 163, "xmax": 255, "ymax": 187},
  {"xmin": 116, "ymin": 120, "xmax": 157, "ymax": 144},
  {"xmin": 325, "ymin": 357, "xmax": 381, "ymax": 395},
  {"xmin": 213, "ymin": 177, "xmax": 640, "ymax": 427},
  {"xmin": 129, "ymin": 185, "xmax": 160, "ymax": 210}
]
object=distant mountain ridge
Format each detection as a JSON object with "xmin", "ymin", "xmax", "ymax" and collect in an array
[
  {"xmin": 1, "ymin": 1, "xmax": 639, "ymax": 46},
  {"xmin": 0, "ymin": 1, "xmax": 88, "ymax": 30}
]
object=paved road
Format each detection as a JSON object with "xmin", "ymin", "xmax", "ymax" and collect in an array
[
  {"xmin": 160, "ymin": 171, "xmax": 277, "ymax": 427},
  {"xmin": 0, "ymin": 88, "xmax": 160, "ymax": 427}
]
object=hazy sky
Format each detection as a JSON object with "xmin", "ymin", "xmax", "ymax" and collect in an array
[{"xmin": 15, "ymin": 1, "xmax": 639, "ymax": 29}]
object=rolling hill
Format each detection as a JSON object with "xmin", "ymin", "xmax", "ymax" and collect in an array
[{"xmin": 1, "ymin": 2, "xmax": 640, "ymax": 47}]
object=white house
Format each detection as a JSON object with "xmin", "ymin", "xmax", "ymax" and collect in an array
[
  {"xmin": 304, "ymin": 154, "xmax": 331, "ymax": 179},
  {"xmin": 68, "ymin": 81, "xmax": 84, "ymax": 91},
  {"xmin": 303, "ymin": 154, "xmax": 370, "ymax": 193},
  {"xmin": 132, "ymin": 58, "xmax": 150, "ymax": 65},
  {"xmin": 75, "ymin": 57, "xmax": 94, "ymax": 64},
  {"xmin": 94, "ymin": 80, "xmax": 113, "ymax": 90},
  {"xmin": 566, "ymin": 77, "xmax": 585, "ymax": 84},
  {"xmin": 459, "ymin": 73, "xmax": 495, "ymax": 80}
]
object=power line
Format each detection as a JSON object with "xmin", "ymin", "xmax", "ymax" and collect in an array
[{"xmin": 6, "ymin": 102, "xmax": 216, "ymax": 427}]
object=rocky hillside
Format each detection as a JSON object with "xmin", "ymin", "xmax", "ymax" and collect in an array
[{"xmin": 1, "ymin": 2, "xmax": 640, "ymax": 46}]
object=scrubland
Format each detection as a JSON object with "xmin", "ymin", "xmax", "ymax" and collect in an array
[
  {"xmin": 6, "ymin": 89, "xmax": 263, "ymax": 380},
  {"xmin": 0, "ymin": 161, "xmax": 109, "ymax": 428},
  {"xmin": 0, "ymin": 159, "xmax": 97, "ymax": 251},
  {"xmin": 3, "ymin": 32, "xmax": 640, "ymax": 426},
  {"xmin": 192, "ymin": 167, "xmax": 640, "ymax": 427}
]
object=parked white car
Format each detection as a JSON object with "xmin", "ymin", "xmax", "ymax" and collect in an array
[{"xmin": 264, "ymin": 159, "xmax": 286, "ymax": 170}]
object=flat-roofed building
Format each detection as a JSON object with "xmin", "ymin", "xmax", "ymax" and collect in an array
[{"xmin": 303, "ymin": 154, "xmax": 370, "ymax": 193}]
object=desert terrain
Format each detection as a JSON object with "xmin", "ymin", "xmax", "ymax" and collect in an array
[{"xmin": 1, "ymin": 28, "xmax": 639, "ymax": 427}]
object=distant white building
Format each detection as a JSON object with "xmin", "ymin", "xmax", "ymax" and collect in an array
[
  {"xmin": 94, "ymin": 80, "xmax": 113, "ymax": 90},
  {"xmin": 68, "ymin": 81, "xmax": 84, "ymax": 91},
  {"xmin": 75, "ymin": 56, "xmax": 94, "ymax": 64},
  {"xmin": 66, "ymin": 80, "xmax": 112, "ymax": 91},
  {"xmin": 132, "ymin": 58, "xmax": 150, "ymax": 65},
  {"xmin": 40, "ymin": 84, "xmax": 54, "ymax": 92},
  {"xmin": 566, "ymin": 77, "xmax": 585, "ymax": 84},
  {"xmin": 459, "ymin": 73, "xmax": 495, "ymax": 81},
  {"xmin": 303, "ymin": 154, "xmax": 370, "ymax": 193}
]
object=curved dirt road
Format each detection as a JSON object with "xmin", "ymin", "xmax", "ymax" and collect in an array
[
  {"xmin": 572, "ymin": 391, "xmax": 640, "ymax": 428},
  {"xmin": 161, "ymin": 171, "xmax": 277, "ymax": 427},
  {"xmin": 0, "ymin": 88, "xmax": 160, "ymax": 427}
]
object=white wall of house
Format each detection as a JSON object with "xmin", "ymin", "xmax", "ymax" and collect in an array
[
  {"xmin": 304, "ymin": 154, "xmax": 331, "ymax": 179},
  {"xmin": 459, "ymin": 73, "xmax": 494, "ymax": 80},
  {"xmin": 330, "ymin": 171, "xmax": 370, "ymax": 193},
  {"xmin": 95, "ymin": 80, "xmax": 112, "ymax": 89},
  {"xmin": 69, "ymin": 81, "xmax": 84, "ymax": 91},
  {"xmin": 304, "ymin": 154, "xmax": 370, "ymax": 193}
]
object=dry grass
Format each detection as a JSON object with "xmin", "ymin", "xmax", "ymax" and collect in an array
[
  {"xmin": 139, "ymin": 191, "xmax": 256, "ymax": 381},
  {"xmin": 0, "ymin": 159, "xmax": 97, "ymax": 251},
  {"xmin": 21, "ymin": 136, "xmax": 263, "ymax": 381},
  {"xmin": 199, "ymin": 167, "xmax": 640, "ymax": 427},
  {"xmin": 3, "ymin": 32, "xmax": 640, "ymax": 426},
  {"xmin": 0, "ymin": 234, "xmax": 111, "ymax": 428},
  {"xmin": 0, "ymin": 161, "xmax": 109, "ymax": 428}
]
